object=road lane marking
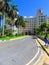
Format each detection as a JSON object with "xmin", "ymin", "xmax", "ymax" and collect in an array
[
  {"xmin": 35, "ymin": 40, "xmax": 49, "ymax": 65},
  {"xmin": 33, "ymin": 40, "xmax": 42, "ymax": 65},
  {"xmin": 26, "ymin": 40, "xmax": 40, "ymax": 65}
]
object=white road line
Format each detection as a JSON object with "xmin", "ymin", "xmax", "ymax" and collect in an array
[
  {"xmin": 26, "ymin": 40, "xmax": 40, "ymax": 65},
  {"xmin": 33, "ymin": 40, "xmax": 41, "ymax": 65}
]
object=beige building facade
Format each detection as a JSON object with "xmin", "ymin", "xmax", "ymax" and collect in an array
[
  {"xmin": 24, "ymin": 9, "xmax": 49, "ymax": 34},
  {"xmin": 24, "ymin": 16, "xmax": 35, "ymax": 34}
]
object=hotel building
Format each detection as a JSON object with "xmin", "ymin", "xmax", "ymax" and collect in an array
[{"xmin": 24, "ymin": 9, "xmax": 49, "ymax": 34}]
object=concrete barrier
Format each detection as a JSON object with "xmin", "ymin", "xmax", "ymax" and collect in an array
[{"xmin": 37, "ymin": 38, "xmax": 49, "ymax": 56}]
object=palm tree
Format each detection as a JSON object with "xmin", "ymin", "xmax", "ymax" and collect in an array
[
  {"xmin": 9, "ymin": 4, "xmax": 19, "ymax": 34},
  {"xmin": 11, "ymin": 4, "xmax": 18, "ymax": 11},
  {"xmin": 0, "ymin": 0, "xmax": 19, "ymax": 36},
  {"xmin": 7, "ymin": 4, "xmax": 18, "ymax": 25},
  {"xmin": 0, "ymin": 0, "xmax": 12, "ymax": 35},
  {"xmin": 11, "ymin": 4, "xmax": 18, "ymax": 18},
  {"xmin": 15, "ymin": 16, "xmax": 27, "ymax": 34},
  {"xmin": 0, "ymin": 27, "xmax": 2, "ymax": 36},
  {"xmin": 0, "ymin": 0, "xmax": 11, "ymax": 12}
]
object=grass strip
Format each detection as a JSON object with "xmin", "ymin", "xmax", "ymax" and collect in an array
[{"xmin": 0, "ymin": 35, "xmax": 27, "ymax": 41}]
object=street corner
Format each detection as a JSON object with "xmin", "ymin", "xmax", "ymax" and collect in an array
[{"xmin": 37, "ymin": 38, "xmax": 49, "ymax": 56}]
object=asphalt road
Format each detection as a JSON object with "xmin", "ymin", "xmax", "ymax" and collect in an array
[{"xmin": 0, "ymin": 36, "xmax": 40, "ymax": 65}]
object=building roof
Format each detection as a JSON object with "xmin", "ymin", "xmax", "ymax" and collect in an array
[{"xmin": 36, "ymin": 8, "xmax": 43, "ymax": 16}]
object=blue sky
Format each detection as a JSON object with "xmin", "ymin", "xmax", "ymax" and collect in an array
[{"xmin": 13, "ymin": 0, "xmax": 49, "ymax": 17}]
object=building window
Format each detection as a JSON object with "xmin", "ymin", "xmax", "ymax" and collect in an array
[
  {"xmin": 39, "ymin": 16, "xmax": 40, "ymax": 18},
  {"xmin": 39, "ymin": 22, "xmax": 40, "ymax": 25},
  {"xmin": 38, "ymin": 21, "xmax": 41, "ymax": 22}
]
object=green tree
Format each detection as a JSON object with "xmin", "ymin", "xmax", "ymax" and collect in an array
[
  {"xmin": 36, "ymin": 22, "xmax": 49, "ymax": 35},
  {"xmin": 15, "ymin": 16, "xmax": 27, "ymax": 35},
  {"xmin": 0, "ymin": 0, "xmax": 20, "ymax": 36},
  {"xmin": 11, "ymin": 4, "xmax": 18, "ymax": 11},
  {"xmin": 15, "ymin": 16, "xmax": 26, "ymax": 27},
  {"xmin": 0, "ymin": 28, "xmax": 2, "ymax": 35},
  {"xmin": 0, "ymin": 0, "xmax": 12, "ymax": 36}
]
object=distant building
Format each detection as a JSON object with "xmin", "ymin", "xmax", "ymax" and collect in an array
[
  {"xmin": 36, "ymin": 8, "xmax": 48, "ymax": 27},
  {"xmin": 24, "ymin": 8, "xmax": 49, "ymax": 34},
  {"xmin": 47, "ymin": 17, "xmax": 49, "ymax": 23},
  {"xmin": 24, "ymin": 16, "xmax": 34, "ymax": 34}
]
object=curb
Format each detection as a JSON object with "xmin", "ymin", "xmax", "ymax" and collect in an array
[
  {"xmin": 0, "ymin": 36, "xmax": 28, "ymax": 42},
  {"xmin": 10, "ymin": 36, "xmax": 28, "ymax": 41},
  {"xmin": 37, "ymin": 38, "xmax": 49, "ymax": 56}
]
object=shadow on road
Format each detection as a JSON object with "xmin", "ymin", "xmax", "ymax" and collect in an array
[
  {"xmin": 36, "ymin": 45, "xmax": 42, "ymax": 49},
  {"xmin": 32, "ymin": 45, "xmax": 41, "ymax": 49}
]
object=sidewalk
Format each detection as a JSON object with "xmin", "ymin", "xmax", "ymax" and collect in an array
[
  {"xmin": 37, "ymin": 38, "xmax": 49, "ymax": 65},
  {"xmin": 37, "ymin": 50, "xmax": 49, "ymax": 65},
  {"xmin": 37, "ymin": 38, "xmax": 49, "ymax": 56}
]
